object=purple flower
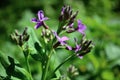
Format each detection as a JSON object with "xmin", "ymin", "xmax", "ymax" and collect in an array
[
  {"xmin": 76, "ymin": 20, "xmax": 86, "ymax": 35},
  {"xmin": 53, "ymin": 31, "xmax": 69, "ymax": 45},
  {"xmin": 32, "ymin": 10, "xmax": 48, "ymax": 29},
  {"xmin": 53, "ymin": 31, "xmax": 72, "ymax": 50}
]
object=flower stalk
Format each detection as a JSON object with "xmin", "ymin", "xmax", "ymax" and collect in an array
[{"xmin": 41, "ymin": 49, "xmax": 54, "ymax": 80}]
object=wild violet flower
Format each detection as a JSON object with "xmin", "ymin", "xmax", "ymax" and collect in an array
[
  {"xmin": 53, "ymin": 31, "xmax": 69, "ymax": 45},
  {"xmin": 32, "ymin": 10, "xmax": 48, "ymax": 29},
  {"xmin": 76, "ymin": 20, "xmax": 86, "ymax": 35},
  {"xmin": 53, "ymin": 31, "xmax": 72, "ymax": 50}
]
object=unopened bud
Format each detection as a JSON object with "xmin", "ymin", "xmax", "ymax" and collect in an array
[
  {"xmin": 11, "ymin": 27, "xmax": 30, "ymax": 47},
  {"xmin": 22, "ymin": 27, "xmax": 28, "ymax": 35},
  {"xmin": 41, "ymin": 29, "xmax": 53, "ymax": 43},
  {"xmin": 67, "ymin": 65, "xmax": 79, "ymax": 78},
  {"xmin": 15, "ymin": 30, "xmax": 19, "ymax": 36},
  {"xmin": 59, "ymin": 5, "xmax": 73, "ymax": 21}
]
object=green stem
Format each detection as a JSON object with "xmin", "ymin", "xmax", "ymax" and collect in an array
[
  {"xmin": 42, "ymin": 60, "xmax": 49, "ymax": 80},
  {"xmin": 25, "ymin": 57, "xmax": 33, "ymax": 80},
  {"xmin": 41, "ymin": 66, "xmax": 44, "ymax": 80},
  {"xmin": 25, "ymin": 56, "xmax": 31, "ymax": 74},
  {"xmin": 49, "ymin": 53, "xmax": 76, "ymax": 79},
  {"xmin": 22, "ymin": 48, "xmax": 33, "ymax": 80},
  {"xmin": 23, "ymin": 54, "xmax": 33, "ymax": 80},
  {"xmin": 41, "ymin": 49, "xmax": 53, "ymax": 80}
]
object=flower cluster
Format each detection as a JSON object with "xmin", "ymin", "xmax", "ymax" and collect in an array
[
  {"xmin": 9, "ymin": 5, "xmax": 93, "ymax": 80},
  {"xmin": 31, "ymin": 5, "xmax": 93, "ymax": 59}
]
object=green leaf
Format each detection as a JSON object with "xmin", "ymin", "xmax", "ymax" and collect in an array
[
  {"xmin": 34, "ymin": 42, "xmax": 44, "ymax": 54},
  {"xmin": 30, "ymin": 53, "xmax": 43, "ymax": 62},
  {"xmin": 6, "ymin": 56, "xmax": 15, "ymax": 76},
  {"xmin": 0, "ymin": 51, "xmax": 32, "ymax": 80},
  {"xmin": 13, "ymin": 66, "xmax": 33, "ymax": 80},
  {"xmin": 105, "ymin": 43, "xmax": 120, "ymax": 60},
  {"xmin": 30, "ymin": 42, "xmax": 48, "ymax": 63},
  {"xmin": 8, "ymin": 56, "xmax": 14, "ymax": 64},
  {"xmin": 11, "ymin": 76, "xmax": 21, "ymax": 80},
  {"xmin": 31, "ymin": 52, "xmax": 48, "ymax": 64}
]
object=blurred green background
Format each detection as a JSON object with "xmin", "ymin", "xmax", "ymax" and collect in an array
[{"xmin": 0, "ymin": 0, "xmax": 120, "ymax": 80}]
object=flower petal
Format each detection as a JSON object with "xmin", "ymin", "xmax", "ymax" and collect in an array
[
  {"xmin": 31, "ymin": 18, "xmax": 38, "ymax": 23},
  {"xmin": 60, "ymin": 41, "xmax": 66, "ymax": 45},
  {"xmin": 38, "ymin": 10, "xmax": 44, "ymax": 20},
  {"xmin": 53, "ymin": 31, "xmax": 69, "ymax": 45},
  {"xmin": 77, "ymin": 20, "xmax": 86, "ymax": 34},
  {"xmin": 66, "ymin": 45, "xmax": 72, "ymax": 50},
  {"xmin": 34, "ymin": 22, "xmax": 42, "ymax": 29},
  {"xmin": 41, "ymin": 17, "xmax": 49, "ymax": 21},
  {"xmin": 53, "ymin": 31, "xmax": 60, "ymax": 40},
  {"xmin": 60, "ymin": 36, "xmax": 69, "ymax": 41},
  {"xmin": 77, "ymin": 20, "xmax": 82, "ymax": 25}
]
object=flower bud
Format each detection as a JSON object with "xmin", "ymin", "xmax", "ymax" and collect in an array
[
  {"xmin": 67, "ymin": 65, "xmax": 79, "ymax": 78},
  {"xmin": 10, "ymin": 27, "xmax": 29, "ymax": 47},
  {"xmin": 59, "ymin": 5, "xmax": 73, "ymax": 21},
  {"xmin": 41, "ymin": 29, "xmax": 53, "ymax": 43}
]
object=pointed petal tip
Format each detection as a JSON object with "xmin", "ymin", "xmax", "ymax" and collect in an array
[{"xmin": 31, "ymin": 18, "xmax": 38, "ymax": 22}]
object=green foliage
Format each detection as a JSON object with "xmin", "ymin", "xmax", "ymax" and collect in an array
[{"xmin": 0, "ymin": 51, "xmax": 33, "ymax": 80}]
